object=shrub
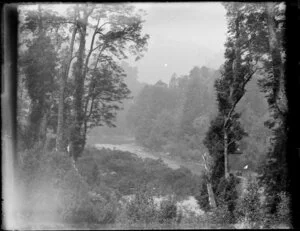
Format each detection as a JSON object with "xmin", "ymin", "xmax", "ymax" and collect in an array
[
  {"xmin": 208, "ymin": 198, "xmax": 233, "ymax": 226},
  {"xmin": 125, "ymin": 186, "xmax": 158, "ymax": 224},
  {"xmin": 19, "ymin": 145, "xmax": 44, "ymax": 183},
  {"xmin": 195, "ymin": 177, "xmax": 210, "ymax": 212},
  {"xmin": 158, "ymin": 197, "xmax": 177, "ymax": 223},
  {"xmin": 17, "ymin": 148, "xmax": 73, "ymax": 223},
  {"xmin": 234, "ymin": 177, "xmax": 263, "ymax": 228},
  {"xmin": 275, "ymin": 191, "xmax": 291, "ymax": 227},
  {"xmin": 18, "ymin": 148, "xmax": 119, "ymax": 225},
  {"xmin": 55, "ymin": 159, "xmax": 119, "ymax": 224},
  {"xmin": 215, "ymin": 174, "xmax": 239, "ymax": 224}
]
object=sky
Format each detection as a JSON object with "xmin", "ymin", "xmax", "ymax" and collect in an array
[
  {"xmin": 128, "ymin": 2, "xmax": 227, "ymax": 84},
  {"xmin": 18, "ymin": 2, "xmax": 227, "ymax": 84}
]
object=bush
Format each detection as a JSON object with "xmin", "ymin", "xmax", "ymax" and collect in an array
[
  {"xmin": 195, "ymin": 177, "xmax": 210, "ymax": 212},
  {"xmin": 159, "ymin": 197, "xmax": 177, "ymax": 223},
  {"xmin": 18, "ymin": 148, "xmax": 120, "ymax": 225},
  {"xmin": 208, "ymin": 201, "xmax": 233, "ymax": 226},
  {"xmin": 215, "ymin": 174, "xmax": 239, "ymax": 224},
  {"xmin": 19, "ymin": 145, "xmax": 44, "ymax": 183},
  {"xmin": 234, "ymin": 177, "xmax": 263, "ymax": 228},
  {"xmin": 125, "ymin": 187, "xmax": 158, "ymax": 224},
  {"xmin": 275, "ymin": 191, "xmax": 291, "ymax": 227}
]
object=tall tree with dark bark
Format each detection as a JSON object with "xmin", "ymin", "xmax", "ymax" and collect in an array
[
  {"xmin": 230, "ymin": 2, "xmax": 288, "ymax": 214},
  {"xmin": 65, "ymin": 4, "xmax": 149, "ymax": 160},
  {"xmin": 19, "ymin": 5, "xmax": 59, "ymax": 148},
  {"xmin": 56, "ymin": 6, "xmax": 78, "ymax": 152},
  {"xmin": 18, "ymin": 4, "xmax": 149, "ymax": 158},
  {"xmin": 214, "ymin": 2, "xmax": 260, "ymax": 179}
]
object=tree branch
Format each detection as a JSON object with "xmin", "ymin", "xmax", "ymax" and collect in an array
[
  {"xmin": 224, "ymin": 68, "xmax": 257, "ymax": 129},
  {"xmin": 82, "ymin": 18, "xmax": 102, "ymax": 81},
  {"xmin": 98, "ymin": 21, "xmax": 113, "ymax": 31},
  {"xmin": 87, "ymin": 97, "xmax": 95, "ymax": 119}
]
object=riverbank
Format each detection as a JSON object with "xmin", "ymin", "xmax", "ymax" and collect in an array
[{"xmin": 94, "ymin": 142, "xmax": 204, "ymax": 176}]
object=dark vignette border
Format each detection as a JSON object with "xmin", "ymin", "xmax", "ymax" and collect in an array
[
  {"xmin": 1, "ymin": 0, "xmax": 300, "ymax": 229},
  {"xmin": 1, "ymin": 3, "xmax": 18, "ymax": 229},
  {"xmin": 285, "ymin": 0, "xmax": 300, "ymax": 229}
]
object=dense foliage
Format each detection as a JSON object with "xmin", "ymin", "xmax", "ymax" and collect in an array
[
  {"xmin": 88, "ymin": 62, "xmax": 146, "ymax": 140},
  {"xmin": 18, "ymin": 3, "xmax": 149, "ymax": 159},
  {"xmin": 16, "ymin": 147, "xmax": 204, "ymax": 229},
  {"xmin": 124, "ymin": 1, "xmax": 289, "ymax": 228},
  {"xmin": 127, "ymin": 66, "xmax": 218, "ymax": 160},
  {"xmin": 77, "ymin": 148, "xmax": 202, "ymax": 198}
]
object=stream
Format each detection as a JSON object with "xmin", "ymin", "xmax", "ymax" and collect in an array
[
  {"xmin": 94, "ymin": 140, "xmax": 204, "ymax": 175},
  {"xmin": 95, "ymin": 142, "xmax": 181, "ymax": 169}
]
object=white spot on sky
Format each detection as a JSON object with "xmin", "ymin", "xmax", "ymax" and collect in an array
[{"xmin": 164, "ymin": 63, "xmax": 168, "ymax": 67}]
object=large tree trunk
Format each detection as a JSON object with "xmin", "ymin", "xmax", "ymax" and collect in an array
[
  {"xmin": 56, "ymin": 23, "xmax": 77, "ymax": 152},
  {"xmin": 69, "ymin": 7, "xmax": 97, "ymax": 158},
  {"xmin": 70, "ymin": 13, "xmax": 87, "ymax": 160},
  {"xmin": 265, "ymin": 2, "xmax": 288, "ymax": 193},
  {"xmin": 265, "ymin": 2, "xmax": 287, "ymax": 116}
]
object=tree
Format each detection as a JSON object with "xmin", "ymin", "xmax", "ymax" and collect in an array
[
  {"xmin": 19, "ymin": 5, "xmax": 59, "ymax": 148},
  {"xmin": 257, "ymin": 4, "xmax": 288, "ymax": 210},
  {"xmin": 179, "ymin": 67, "xmax": 206, "ymax": 138},
  {"xmin": 168, "ymin": 73, "xmax": 178, "ymax": 89},
  {"xmin": 65, "ymin": 4, "xmax": 149, "ymax": 160},
  {"xmin": 201, "ymin": 3, "xmax": 263, "ymax": 213},
  {"xmin": 56, "ymin": 6, "xmax": 78, "ymax": 151},
  {"xmin": 127, "ymin": 83, "xmax": 178, "ymax": 149},
  {"xmin": 20, "ymin": 4, "xmax": 150, "ymax": 157},
  {"xmin": 147, "ymin": 110, "xmax": 177, "ymax": 151},
  {"xmin": 235, "ymin": 2, "xmax": 288, "ymax": 214},
  {"xmin": 216, "ymin": 2, "xmax": 261, "ymax": 179},
  {"xmin": 203, "ymin": 115, "xmax": 226, "ymax": 191},
  {"xmin": 202, "ymin": 152, "xmax": 217, "ymax": 209}
]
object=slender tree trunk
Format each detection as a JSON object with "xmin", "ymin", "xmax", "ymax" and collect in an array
[
  {"xmin": 71, "ymin": 13, "xmax": 87, "ymax": 160},
  {"xmin": 207, "ymin": 182, "xmax": 217, "ymax": 208},
  {"xmin": 56, "ymin": 23, "xmax": 77, "ymax": 152},
  {"xmin": 38, "ymin": 109, "xmax": 49, "ymax": 149},
  {"xmin": 202, "ymin": 152, "xmax": 217, "ymax": 209},
  {"xmin": 224, "ymin": 129, "xmax": 229, "ymax": 179},
  {"xmin": 82, "ymin": 97, "xmax": 94, "ymax": 149},
  {"xmin": 56, "ymin": 72, "xmax": 66, "ymax": 151}
]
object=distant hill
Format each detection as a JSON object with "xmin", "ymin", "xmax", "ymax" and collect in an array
[{"xmin": 89, "ymin": 63, "xmax": 271, "ymax": 173}]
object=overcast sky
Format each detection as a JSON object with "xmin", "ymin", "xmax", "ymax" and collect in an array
[{"xmin": 129, "ymin": 2, "xmax": 227, "ymax": 84}]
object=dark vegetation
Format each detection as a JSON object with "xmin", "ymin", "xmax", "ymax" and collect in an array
[
  {"xmin": 126, "ymin": 65, "xmax": 270, "ymax": 171},
  {"xmin": 77, "ymin": 147, "xmax": 201, "ymax": 198},
  {"xmin": 17, "ymin": 146, "xmax": 201, "ymax": 229},
  {"xmin": 14, "ymin": 2, "xmax": 291, "ymax": 229},
  {"xmin": 125, "ymin": 2, "xmax": 290, "ymax": 228}
]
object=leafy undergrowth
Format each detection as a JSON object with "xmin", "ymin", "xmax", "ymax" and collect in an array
[
  {"xmin": 77, "ymin": 147, "xmax": 202, "ymax": 198},
  {"xmin": 14, "ymin": 146, "xmax": 291, "ymax": 230}
]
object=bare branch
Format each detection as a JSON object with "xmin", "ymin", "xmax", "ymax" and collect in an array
[
  {"xmin": 98, "ymin": 22, "xmax": 113, "ymax": 31},
  {"xmin": 82, "ymin": 18, "xmax": 103, "ymax": 81}
]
